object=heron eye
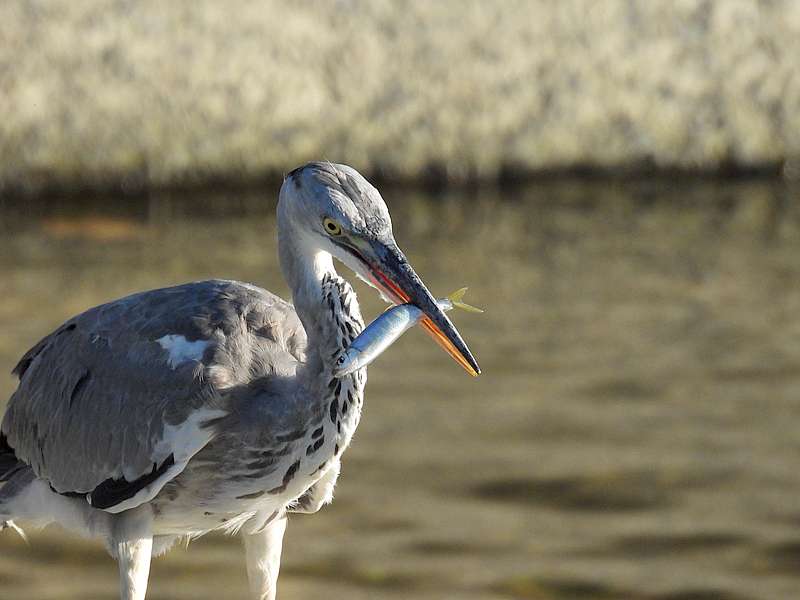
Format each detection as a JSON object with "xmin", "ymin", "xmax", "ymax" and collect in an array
[{"xmin": 323, "ymin": 218, "xmax": 342, "ymax": 236}]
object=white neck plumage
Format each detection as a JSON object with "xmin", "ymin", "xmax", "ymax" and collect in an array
[{"xmin": 277, "ymin": 220, "xmax": 365, "ymax": 393}]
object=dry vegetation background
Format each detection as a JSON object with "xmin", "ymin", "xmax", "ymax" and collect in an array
[{"xmin": 1, "ymin": 0, "xmax": 799, "ymax": 194}]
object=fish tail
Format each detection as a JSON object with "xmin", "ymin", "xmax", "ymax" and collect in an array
[{"xmin": 447, "ymin": 288, "xmax": 484, "ymax": 313}]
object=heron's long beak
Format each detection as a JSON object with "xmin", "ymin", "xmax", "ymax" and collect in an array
[{"xmin": 344, "ymin": 238, "xmax": 481, "ymax": 377}]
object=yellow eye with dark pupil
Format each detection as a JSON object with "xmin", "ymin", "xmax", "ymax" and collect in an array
[{"xmin": 323, "ymin": 218, "xmax": 342, "ymax": 236}]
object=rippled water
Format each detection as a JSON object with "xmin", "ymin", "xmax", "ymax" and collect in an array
[{"xmin": 1, "ymin": 179, "xmax": 799, "ymax": 600}]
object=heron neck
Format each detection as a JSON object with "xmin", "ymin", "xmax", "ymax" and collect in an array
[
  {"xmin": 279, "ymin": 228, "xmax": 331, "ymax": 324},
  {"xmin": 278, "ymin": 222, "xmax": 359, "ymax": 379}
]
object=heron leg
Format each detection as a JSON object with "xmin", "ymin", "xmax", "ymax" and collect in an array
[
  {"xmin": 242, "ymin": 511, "xmax": 287, "ymax": 600},
  {"xmin": 110, "ymin": 505, "xmax": 154, "ymax": 600}
]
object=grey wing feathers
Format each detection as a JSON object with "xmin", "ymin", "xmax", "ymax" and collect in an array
[{"xmin": 1, "ymin": 280, "xmax": 305, "ymax": 510}]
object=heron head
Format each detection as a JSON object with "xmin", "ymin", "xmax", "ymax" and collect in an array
[{"xmin": 279, "ymin": 161, "xmax": 480, "ymax": 376}]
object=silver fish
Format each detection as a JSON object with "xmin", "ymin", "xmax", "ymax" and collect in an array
[{"xmin": 333, "ymin": 288, "xmax": 482, "ymax": 377}]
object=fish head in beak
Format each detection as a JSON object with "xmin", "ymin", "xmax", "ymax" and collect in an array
[
  {"xmin": 283, "ymin": 161, "xmax": 480, "ymax": 376},
  {"xmin": 356, "ymin": 238, "xmax": 481, "ymax": 377},
  {"xmin": 332, "ymin": 233, "xmax": 481, "ymax": 377}
]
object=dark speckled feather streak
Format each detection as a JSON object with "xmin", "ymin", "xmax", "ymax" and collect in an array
[{"xmin": 1, "ymin": 280, "xmax": 306, "ymax": 508}]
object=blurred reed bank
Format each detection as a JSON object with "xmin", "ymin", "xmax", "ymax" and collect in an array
[{"xmin": 0, "ymin": 0, "xmax": 798, "ymax": 194}]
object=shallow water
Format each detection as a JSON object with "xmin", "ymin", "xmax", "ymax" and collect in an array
[{"xmin": 1, "ymin": 179, "xmax": 800, "ymax": 599}]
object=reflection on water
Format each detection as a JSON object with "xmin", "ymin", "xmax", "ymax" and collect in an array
[{"xmin": 1, "ymin": 179, "xmax": 800, "ymax": 600}]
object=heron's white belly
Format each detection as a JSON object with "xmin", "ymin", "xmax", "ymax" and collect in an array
[{"xmin": 148, "ymin": 453, "xmax": 330, "ymax": 536}]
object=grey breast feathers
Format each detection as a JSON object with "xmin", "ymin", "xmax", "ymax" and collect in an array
[{"xmin": 1, "ymin": 279, "xmax": 306, "ymax": 511}]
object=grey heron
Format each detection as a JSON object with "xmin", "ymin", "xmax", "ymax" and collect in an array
[{"xmin": 0, "ymin": 162, "xmax": 479, "ymax": 600}]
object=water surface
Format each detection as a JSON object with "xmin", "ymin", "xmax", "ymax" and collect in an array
[{"xmin": 1, "ymin": 179, "xmax": 799, "ymax": 599}]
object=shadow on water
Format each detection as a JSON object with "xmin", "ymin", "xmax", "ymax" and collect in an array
[
  {"xmin": 493, "ymin": 574, "xmax": 758, "ymax": 600},
  {"xmin": 469, "ymin": 467, "xmax": 735, "ymax": 512},
  {"xmin": 1, "ymin": 177, "xmax": 800, "ymax": 599}
]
